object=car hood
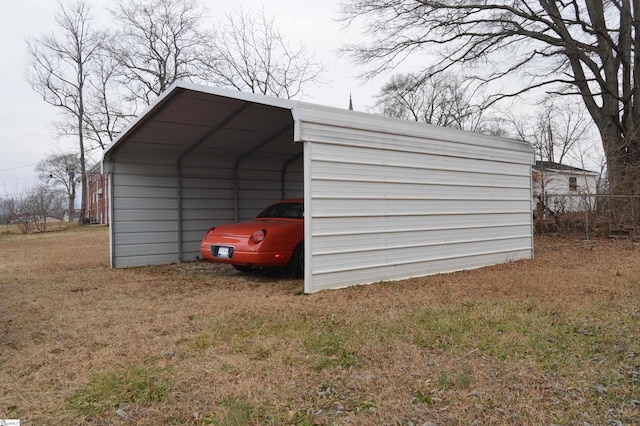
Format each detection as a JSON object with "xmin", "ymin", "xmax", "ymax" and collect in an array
[{"xmin": 211, "ymin": 219, "xmax": 300, "ymax": 237}]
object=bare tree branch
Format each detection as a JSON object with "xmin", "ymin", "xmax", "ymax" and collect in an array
[
  {"xmin": 26, "ymin": 0, "xmax": 106, "ymax": 222},
  {"xmin": 340, "ymin": 0, "xmax": 640, "ymax": 195},
  {"xmin": 374, "ymin": 72, "xmax": 495, "ymax": 133},
  {"xmin": 35, "ymin": 152, "xmax": 82, "ymax": 221},
  {"xmin": 200, "ymin": 8, "xmax": 324, "ymax": 99},
  {"xmin": 107, "ymin": 0, "xmax": 209, "ymax": 106}
]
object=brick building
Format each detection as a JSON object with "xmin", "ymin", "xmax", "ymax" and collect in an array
[{"xmin": 86, "ymin": 166, "xmax": 109, "ymax": 224}]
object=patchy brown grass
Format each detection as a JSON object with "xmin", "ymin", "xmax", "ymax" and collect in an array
[{"xmin": 1, "ymin": 226, "xmax": 639, "ymax": 425}]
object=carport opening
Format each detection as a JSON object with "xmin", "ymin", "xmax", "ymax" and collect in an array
[
  {"xmin": 171, "ymin": 98, "xmax": 304, "ymax": 263},
  {"xmin": 103, "ymin": 86, "xmax": 305, "ymax": 271}
]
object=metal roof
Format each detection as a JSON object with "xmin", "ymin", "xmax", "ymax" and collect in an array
[
  {"xmin": 103, "ymin": 80, "xmax": 535, "ymax": 170},
  {"xmin": 102, "ymin": 82, "xmax": 300, "ymax": 171}
]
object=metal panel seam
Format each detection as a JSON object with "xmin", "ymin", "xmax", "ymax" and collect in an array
[
  {"xmin": 312, "ymin": 234, "xmax": 534, "ymax": 256},
  {"xmin": 303, "ymin": 137, "xmax": 532, "ymax": 165},
  {"xmin": 312, "ymin": 222, "xmax": 533, "ymax": 237},
  {"xmin": 311, "ymin": 246, "xmax": 534, "ymax": 276},
  {"xmin": 310, "ymin": 179, "xmax": 533, "ymax": 190},
  {"xmin": 311, "ymin": 211, "xmax": 533, "ymax": 218}
]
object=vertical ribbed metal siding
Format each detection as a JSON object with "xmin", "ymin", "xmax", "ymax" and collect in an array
[{"xmin": 299, "ymin": 110, "xmax": 534, "ymax": 293}]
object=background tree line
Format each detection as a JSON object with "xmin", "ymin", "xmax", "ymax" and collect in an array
[
  {"xmin": 16, "ymin": 0, "xmax": 323, "ymax": 225},
  {"xmin": 341, "ymin": 0, "xmax": 638, "ymax": 199},
  {"xmin": 6, "ymin": 0, "xmax": 623, "ymax": 231}
]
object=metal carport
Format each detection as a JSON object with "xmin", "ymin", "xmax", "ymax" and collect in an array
[{"xmin": 103, "ymin": 81, "xmax": 535, "ymax": 294}]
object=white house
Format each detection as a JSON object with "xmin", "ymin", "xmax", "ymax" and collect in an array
[
  {"xmin": 532, "ymin": 161, "xmax": 601, "ymax": 214},
  {"xmin": 102, "ymin": 82, "xmax": 535, "ymax": 293}
]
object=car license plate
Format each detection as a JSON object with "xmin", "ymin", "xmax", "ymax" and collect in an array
[{"xmin": 216, "ymin": 246, "xmax": 231, "ymax": 258}]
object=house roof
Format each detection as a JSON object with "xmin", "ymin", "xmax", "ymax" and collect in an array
[{"xmin": 533, "ymin": 160, "xmax": 598, "ymax": 175}]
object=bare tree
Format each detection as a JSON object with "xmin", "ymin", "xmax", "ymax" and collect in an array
[
  {"xmin": 0, "ymin": 197, "xmax": 18, "ymax": 226},
  {"xmin": 107, "ymin": 0, "xmax": 209, "ymax": 107},
  {"xmin": 8, "ymin": 190, "xmax": 34, "ymax": 234},
  {"xmin": 44, "ymin": 45, "xmax": 125, "ymax": 153},
  {"xmin": 3, "ymin": 186, "xmax": 64, "ymax": 233},
  {"xmin": 83, "ymin": 46, "xmax": 133, "ymax": 149},
  {"xmin": 35, "ymin": 152, "xmax": 82, "ymax": 222},
  {"xmin": 27, "ymin": 0, "xmax": 325, "ymax": 189},
  {"xmin": 507, "ymin": 99, "xmax": 592, "ymax": 166},
  {"xmin": 554, "ymin": 105, "xmax": 590, "ymax": 165},
  {"xmin": 23, "ymin": 184, "xmax": 66, "ymax": 232},
  {"xmin": 202, "ymin": 8, "xmax": 324, "ymax": 99},
  {"xmin": 374, "ymin": 72, "xmax": 491, "ymax": 132},
  {"xmin": 27, "ymin": 0, "xmax": 106, "ymax": 223},
  {"xmin": 340, "ymin": 1, "xmax": 640, "ymax": 196}
]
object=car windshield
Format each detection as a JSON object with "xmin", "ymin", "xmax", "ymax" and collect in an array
[{"xmin": 256, "ymin": 202, "xmax": 304, "ymax": 219}]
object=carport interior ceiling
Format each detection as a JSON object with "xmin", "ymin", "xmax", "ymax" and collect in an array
[
  {"xmin": 103, "ymin": 84, "xmax": 304, "ymax": 268},
  {"xmin": 115, "ymin": 87, "xmax": 300, "ymax": 167}
]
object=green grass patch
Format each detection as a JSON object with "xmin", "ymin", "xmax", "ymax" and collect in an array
[
  {"xmin": 183, "ymin": 397, "xmax": 265, "ymax": 426},
  {"xmin": 303, "ymin": 331, "xmax": 358, "ymax": 371},
  {"xmin": 413, "ymin": 390, "xmax": 435, "ymax": 404},
  {"xmin": 196, "ymin": 313, "xmax": 361, "ymax": 370},
  {"xmin": 66, "ymin": 365, "xmax": 174, "ymax": 415},
  {"xmin": 191, "ymin": 332, "xmax": 216, "ymax": 350},
  {"xmin": 402, "ymin": 301, "xmax": 635, "ymax": 371},
  {"xmin": 178, "ymin": 297, "xmax": 638, "ymax": 421}
]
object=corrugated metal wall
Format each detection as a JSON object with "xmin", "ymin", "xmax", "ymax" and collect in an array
[
  {"xmin": 300, "ymin": 105, "xmax": 533, "ymax": 293},
  {"xmin": 108, "ymin": 143, "xmax": 181, "ymax": 267}
]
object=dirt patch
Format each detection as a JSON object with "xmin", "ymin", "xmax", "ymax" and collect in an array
[{"xmin": 1, "ymin": 227, "xmax": 639, "ymax": 425}]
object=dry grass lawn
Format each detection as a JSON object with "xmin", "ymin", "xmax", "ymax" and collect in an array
[{"xmin": 1, "ymin": 226, "xmax": 639, "ymax": 425}]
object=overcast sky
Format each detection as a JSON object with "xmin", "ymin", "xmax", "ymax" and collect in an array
[{"xmin": 0, "ymin": 0, "xmax": 384, "ymax": 199}]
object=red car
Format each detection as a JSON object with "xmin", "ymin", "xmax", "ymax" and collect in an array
[{"xmin": 199, "ymin": 199, "xmax": 304, "ymax": 276}]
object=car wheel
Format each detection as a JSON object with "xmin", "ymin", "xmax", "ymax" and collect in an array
[{"xmin": 289, "ymin": 242, "xmax": 304, "ymax": 278}]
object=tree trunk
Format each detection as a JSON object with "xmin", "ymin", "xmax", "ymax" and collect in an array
[
  {"xmin": 68, "ymin": 189, "xmax": 75, "ymax": 222},
  {"xmin": 600, "ymin": 125, "xmax": 640, "ymax": 196},
  {"xmin": 78, "ymin": 121, "xmax": 87, "ymax": 224}
]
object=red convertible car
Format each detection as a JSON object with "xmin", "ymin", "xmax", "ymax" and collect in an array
[{"xmin": 199, "ymin": 199, "xmax": 304, "ymax": 276}]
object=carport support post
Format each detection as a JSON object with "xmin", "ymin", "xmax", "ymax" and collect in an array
[
  {"xmin": 176, "ymin": 166, "xmax": 184, "ymax": 261},
  {"xmin": 233, "ymin": 165, "xmax": 240, "ymax": 222},
  {"xmin": 303, "ymin": 141, "xmax": 312, "ymax": 294},
  {"xmin": 107, "ymin": 158, "xmax": 116, "ymax": 268}
]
